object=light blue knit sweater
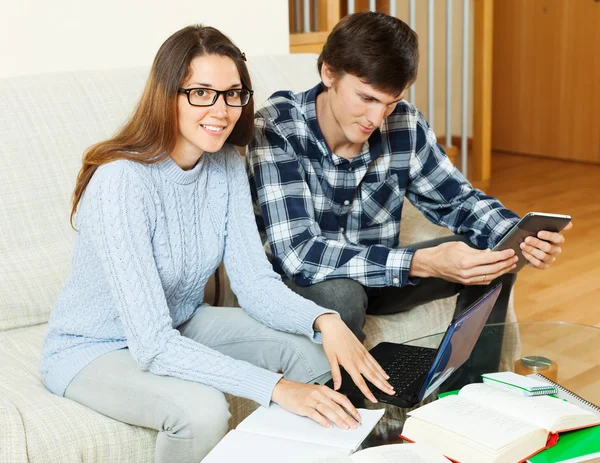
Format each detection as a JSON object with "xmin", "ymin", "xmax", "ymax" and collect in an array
[{"xmin": 40, "ymin": 145, "xmax": 333, "ymax": 407}]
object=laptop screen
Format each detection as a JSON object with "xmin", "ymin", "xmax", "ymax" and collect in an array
[{"xmin": 418, "ymin": 283, "xmax": 502, "ymax": 400}]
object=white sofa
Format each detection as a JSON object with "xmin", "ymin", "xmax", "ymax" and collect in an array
[{"xmin": 0, "ymin": 53, "xmax": 517, "ymax": 462}]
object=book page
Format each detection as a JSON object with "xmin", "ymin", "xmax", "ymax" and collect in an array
[
  {"xmin": 459, "ymin": 383, "xmax": 599, "ymax": 433},
  {"xmin": 351, "ymin": 443, "xmax": 451, "ymax": 463},
  {"xmin": 237, "ymin": 404, "xmax": 384, "ymax": 452},
  {"xmin": 407, "ymin": 395, "xmax": 540, "ymax": 450},
  {"xmin": 202, "ymin": 430, "xmax": 350, "ymax": 463}
]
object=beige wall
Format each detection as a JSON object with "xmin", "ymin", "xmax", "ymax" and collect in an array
[
  {"xmin": 0, "ymin": 0, "xmax": 289, "ymax": 78},
  {"xmin": 395, "ymin": 0, "xmax": 474, "ymax": 138}
]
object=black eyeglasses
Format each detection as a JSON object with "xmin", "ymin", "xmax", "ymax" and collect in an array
[{"xmin": 178, "ymin": 87, "xmax": 254, "ymax": 107}]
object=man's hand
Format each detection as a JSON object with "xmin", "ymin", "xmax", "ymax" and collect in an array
[
  {"xmin": 314, "ymin": 314, "xmax": 394, "ymax": 403},
  {"xmin": 520, "ymin": 222, "xmax": 572, "ymax": 269},
  {"xmin": 410, "ymin": 241, "xmax": 517, "ymax": 285}
]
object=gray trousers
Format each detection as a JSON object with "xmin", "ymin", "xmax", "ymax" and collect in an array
[
  {"xmin": 65, "ymin": 305, "xmax": 331, "ymax": 463},
  {"xmin": 283, "ymin": 235, "xmax": 515, "ymax": 340}
]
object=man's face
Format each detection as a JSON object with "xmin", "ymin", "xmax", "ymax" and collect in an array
[{"xmin": 322, "ymin": 67, "xmax": 405, "ymax": 146}]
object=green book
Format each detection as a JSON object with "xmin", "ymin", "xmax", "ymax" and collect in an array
[{"xmin": 528, "ymin": 426, "xmax": 600, "ymax": 463}]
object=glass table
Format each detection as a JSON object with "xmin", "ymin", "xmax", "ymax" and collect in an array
[{"xmin": 320, "ymin": 321, "xmax": 600, "ymax": 449}]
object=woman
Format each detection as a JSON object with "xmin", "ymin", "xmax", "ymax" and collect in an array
[{"xmin": 40, "ymin": 25, "xmax": 394, "ymax": 462}]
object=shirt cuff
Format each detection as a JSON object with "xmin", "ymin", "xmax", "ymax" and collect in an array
[{"xmin": 386, "ymin": 247, "xmax": 419, "ymax": 287}]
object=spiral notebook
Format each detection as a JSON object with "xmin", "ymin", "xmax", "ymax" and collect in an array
[
  {"xmin": 528, "ymin": 374, "xmax": 600, "ymax": 418},
  {"xmin": 482, "ymin": 371, "xmax": 558, "ymax": 396}
]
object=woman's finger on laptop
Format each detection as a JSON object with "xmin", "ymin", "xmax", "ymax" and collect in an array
[
  {"xmin": 359, "ymin": 362, "xmax": 395, "ymax": 396},
  {"xmin": 346, "ymin": 366, "xmax": 377, "ymax": 403},
  {"xmin": 365, "ymin": 351, "xmax": 390, "ymax": 380}
]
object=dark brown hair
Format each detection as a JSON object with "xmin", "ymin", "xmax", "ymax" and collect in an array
[
  {"xmin": 70, "ymin": 25, "xmax": 253, "ymax": 228},
  {"xmin": 318, "ymin": 12, "xmax": 419, "ymax": 95}
]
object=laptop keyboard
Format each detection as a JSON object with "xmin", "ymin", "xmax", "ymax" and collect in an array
[
  {"xmin": 334, "ymin": 344, "xmax": 439, "ymax": 405},
  {"xmin": 384, "ymin": 345, "xmax": 438, "ymax": 393}
]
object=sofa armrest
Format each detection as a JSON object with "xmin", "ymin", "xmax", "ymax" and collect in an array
[{"xmin": 0, "ymin": 395, "xmax": 28, "ymax": 463}]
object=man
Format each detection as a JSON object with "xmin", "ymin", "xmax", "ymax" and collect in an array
[{"xmin": 246, "ymin": 12, "xmax": 569, "ymax": 348}]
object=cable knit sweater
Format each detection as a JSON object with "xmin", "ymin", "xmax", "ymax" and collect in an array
[{"xmin": 40, "ymin": 145, "xmax": 334, "ymax": 407}]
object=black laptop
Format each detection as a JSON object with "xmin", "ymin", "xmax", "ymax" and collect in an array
[{"xmin": 326, "ymin": 283, "xmax": 502, "ymax": 407}]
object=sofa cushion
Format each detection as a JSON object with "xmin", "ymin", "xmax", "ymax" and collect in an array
[
  {"xmin": 0, "ymin": 68, "xmax": 150, "ymax": 330},
  {"xmin": 0, "ymin": 324, "xmax": 156, "ymax": 462}
]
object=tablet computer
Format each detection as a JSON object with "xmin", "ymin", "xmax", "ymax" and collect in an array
[{"xmin": 493, "ymin": 212, "xmax": 571, "ymax": 272}]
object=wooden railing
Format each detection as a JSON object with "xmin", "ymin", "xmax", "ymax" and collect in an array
[{"xmin": 289, "ymin": 0, "xmax": 340, "ymax": 53}]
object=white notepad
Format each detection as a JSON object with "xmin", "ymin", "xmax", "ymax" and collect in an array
[
  {"xmin": 202, "ymin": 405, "xmax": 385, "ymax": 463},
  {"xmin": 202, "ymin": 429, "xmax": 347, "ymax": 463},
  {"xmin": 528, "ymin": 373, "xmax": 600, "ymax": 418}
]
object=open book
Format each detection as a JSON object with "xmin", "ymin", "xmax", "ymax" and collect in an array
[
  {"xmin": 299, "ymin": 443, "xmax": 451, "ymax": 463},
  {"xmin": 401, "ymin": 383, "xmax": 600, "ymax": 463},
  {"xmin": 202, "ymin": 404, "xmax": 385, "ymax": 463}
]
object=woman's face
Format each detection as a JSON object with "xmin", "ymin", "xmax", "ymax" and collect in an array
[{"xmin": 172, "ymin": 54, "xmax": 243, "ymax": 169}]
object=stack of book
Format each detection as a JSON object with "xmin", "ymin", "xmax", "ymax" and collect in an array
[{"xmin": 401, "ymin": 381, "xmax": 600, "ymax": 463}]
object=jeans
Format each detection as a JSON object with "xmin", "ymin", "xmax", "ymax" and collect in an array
[{"xmin": 65, "ymin": 305, "xmax": 331, "ymax": 463}]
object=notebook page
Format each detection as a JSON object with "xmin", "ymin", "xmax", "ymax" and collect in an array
[
  {"xmin": 459, "ymin": 383, "xmax": 599, "ymax": 432},
  {"xmin": 529, "ymin": 374, "xmax": 600, "ymax": 419},
  {"xmin": 237, "ymin": 404, "xmax": 385, "ymax": 452},
  {"xmin": 202, "ymin": 429, "xmax": 350, "ymax": 463}
]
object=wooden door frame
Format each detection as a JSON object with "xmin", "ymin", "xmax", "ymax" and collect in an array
[{"xmin": 472, "ymin": 0, "xmax": 494, "ymax": 183}]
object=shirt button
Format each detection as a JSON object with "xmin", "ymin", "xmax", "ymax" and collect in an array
[
  {"xmin": 339, "ymin": 227, "xmax": 345, "ymax": 233},
  {"xmin": 393, "ymin": 277, "xmax": 400, "ymax": 284},
  {"xmin": 348, "ymin": 167, "xmax": 354, "ymax": 172},
  {"xmin": 343, "ymin": 200, "xmax": 350, "ymax": 206}
]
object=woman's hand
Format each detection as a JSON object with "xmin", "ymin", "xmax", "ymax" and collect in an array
[
  {"xmin": 314, "ymin": 314, "xmax": 395, "ymax": 403},
  {"xmin": 271, "ymin": 378, "xmax": 361, "ymax": 429}
]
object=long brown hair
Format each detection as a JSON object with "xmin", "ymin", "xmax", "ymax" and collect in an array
[{"xmin": 70, "ymin": 25, "xmax": 254, "ymax": 228}]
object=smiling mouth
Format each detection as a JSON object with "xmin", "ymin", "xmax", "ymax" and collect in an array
[{"xmin": 201, "ymin": 124, "xmax": 225, "ymax": 133}]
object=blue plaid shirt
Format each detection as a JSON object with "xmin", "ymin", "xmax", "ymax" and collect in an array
[{"xmin": 247, "ymin": 83, "xmax": 519, "ymax": 288}]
